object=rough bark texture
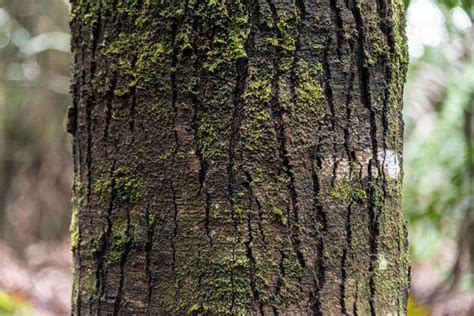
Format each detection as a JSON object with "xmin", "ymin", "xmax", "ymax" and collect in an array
[{"xmin": 69, "ymin": 0, "xmax": 409, "ymax": 314}]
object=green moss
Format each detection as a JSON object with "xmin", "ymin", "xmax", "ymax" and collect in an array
[
  {"xmin": 271, "ymin": 10, "xmax": 299, "ymax": 53},
  {"xmin": 113, "ymin": 88, "xmax": 129, "ymax": 97},
  {"xmin": 266, "ymin": 37, "xmax": 278, "ymax": 47},
  {"xmin": 330, "ymin": 182, "xmax": 368, "ymax": 202},
  {"xmin": 311, "ymin": 43, "xmax": 324, "ymax": 51},
  {"xmin": 369, "ymin": 181, "xmax": 384, "ymax": 209},
  {"xmin": 215, "ymin": 254, "xmax": 251, "ymax": 305},
  {"xmin": 95, "ymin": 168, "xmax": 147, "ymax": 205},
  {"xmin": 116, "ymin": 2, "xmax": 142, "ymax": 18},
  {"xmin": 205, "ymin": 33, "xmax": 248, "ymax": 73},
  {"xmin": 241, "ymin": 66, "xmax": 275, "ymax": 152},
  {"xmin": 70, "ymin": 186, "xmax": 85, "ymax": 251},
  {"xmin": 293, "ymin": 61, "xmax": 325, "ymax": 118},
  {"xmin": 178, "ymin": 32, "xmax": 192, "ymax": 53},
  {"xmin": 244, "ymin": 67, "xmax": 272, "ymax": 103},
  {"xmin": 134, "ymin": 41, "xmax": 166, "ymax": 85},
  {"xmin": 391, "ymin": 0, "xmax": 409, "ymax": 66},
  {"xmin": 296, "ymin": 81, "xmax": 324, "ymax": 107},
  {"xmin": 87, "ymin": 277, "xmax": 97, "ymax": 292},
  {"xmin": 266, "ymin": 36, "xmax": 295, "ymax": 51},
  {"xmin": 70, "ymin": 205, "xmax": 80, "ymax": 250},
  {"xmin": 147, "ymin": 213, "xmax": 158, "ymax": 227},
  {"xmin": 157, "ymin": 144, "xmax": 177, "ymax": 162},
  {"xmin": 250, "ymin": 167, "xmax": 266, "ymax": 185},
  {"xmin": 70, "ymin": 1, "xmax": 101, "ymax": 26},
  {"xmin": 197, "ymin": 114, "xmax": 228, "ymax": 159},
  {"xmin": 272, "ymin": 207, "xmax": 288, "ymax": 225},
  {"xmin": 101, "ymin": 32, "xmax": 167, "ymax": 89},
  {"xmin": 255, "ymin": 110, "xmax": 271, "ymax": 123},
  {"xmin": 330, "ymin": 183, "xmax": 351, "ymax": 201},
  {"xmin": 232, "ymin": 194, "xmax": 247, "ymax": 221},
  {"xmin": 364, "ymin": 49, "xmax": 377, "ymax": 66},
  {"xmin": 69, "ymin": 6, "xmax": 80, "ymax": 22},
  {"xmin": 78, "ymin": 274, "xmax": 98, "ymax": 297},
  {"xmin": 180, "ymin": 252, "xmax": 253, "ymax": 315},
  {"xmin": 208, "ymin": 203, "xmax": 235, "ymax": 225},
  {"xmin": 353, "ymin": 186, "xmax": 368, "ymax": 201},
  {"xmin": 203, "ymin": 3, "xmax": 250, "ymax": 73},
  {"xmin": 387, "ymin": 0, "xmax": 409, "ymax": 117},
  {"xmin": 188, "ymin": 303, "xmax": 200, "ymax": 313},
  {"xmin": 108, "ymin": 220, "xmax": 127, "ymax": 264}
]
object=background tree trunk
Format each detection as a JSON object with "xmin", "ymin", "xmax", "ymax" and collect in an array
[{"xmin": 69, "ymin": 0, "xmax": 409, "ymax": 314}]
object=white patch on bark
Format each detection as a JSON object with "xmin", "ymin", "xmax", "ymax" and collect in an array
[
  {"xmin": 378, "ymin": 255, "xmax": 388, "ymax": 271},
  {"xmin": 318, "ymin": 148, "xmax": 401, "ymax": 179},
  {"xmin": 379, "ymin": 149, "xmax": 400, "ymax": 179}
]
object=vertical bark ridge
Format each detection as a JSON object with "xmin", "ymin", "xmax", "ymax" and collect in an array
[
  {"xmin": 227, "ymin": 52, "xmax": 249, "ymax": 243},
  {"xmin": 337, "ymin": 3, "xmax": 357, "ymax": 311},
  {"xmin": 144, "ymin": 206, "xmax": 156, "ymax": 312},
  {"xmin": 112, "ymin": 201, "xmax": 132, "ymax": 314},
  {"xmin": 311, "ymin": 142, "xmax": 327, "ymax": 315},
  {"xmin": 266, "ymin": 0, "xmax": 306, "ymax": 273},
  {"xmin": 85, "ymin": 1, "xmax": 103, "ymax": 205},
  {"xmin": 244, "ymin": 170, "xmax": 267, "ymax": 244},
  {"xmin": 95, "ymin": 160, "xmax": 116, "ymax": 314},
  {"xmin": 128, "ymin": 86, "xmax": 137, "ymax": 132},
  {"xmin": 103, "ymin": 75, "xmax": 117, "ymax": 142},
  {"xmin": 350, "ymin": 2, "xmax": 380, "ymax": 314},
  {"xmin": 167, "ymin": 3, "xmax": 189, "ymax": 300}
]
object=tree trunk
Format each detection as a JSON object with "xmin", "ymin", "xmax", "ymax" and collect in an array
[{"xmin": 69, "ymin": 0, "xmax": 409, "ymax": 314}]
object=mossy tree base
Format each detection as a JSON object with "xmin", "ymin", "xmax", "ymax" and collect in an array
[{"xmin": 69, "ymin": 0, "xmax": 409, "ymax": 314}]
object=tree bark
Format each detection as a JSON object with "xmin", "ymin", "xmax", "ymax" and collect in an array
[{"xmin": 69, "ymin": 0, "xmax": 409, "ymax": 314}]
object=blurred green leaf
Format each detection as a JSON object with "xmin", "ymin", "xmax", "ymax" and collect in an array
[
  {"xmin": 407, "ymin": 296, "xmax": 430, "ymax": 315},
  {"xmin": 0, "ymin": 291, "xmax": 32, "ymax": 316}
]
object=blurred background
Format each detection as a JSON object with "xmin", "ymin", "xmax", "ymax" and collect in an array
[{"xmin": 0, "ymin": 0, "xmax": 471, "ymax": 315}]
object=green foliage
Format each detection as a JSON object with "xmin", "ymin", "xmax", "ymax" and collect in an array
[
  {"xmin": 403, "ymin": 0, "xmax": 473, "ymax": 284},
  {"xmin": 0, "ymin": 291, "xmax": 33, "ymax": 315},
  {"xmin": 0, "ymin": 0, "xmax": 72, "ymax": 245},
  {"xmin": 405, "ymin": 0, "xmax": 473, "ymax": 20},
  {"xmin": 406, "ymin": 296, "xmax": 430, "ymax": 315}
]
